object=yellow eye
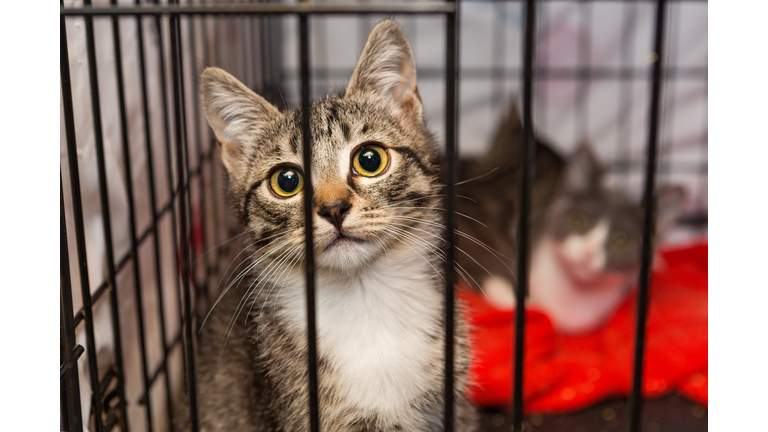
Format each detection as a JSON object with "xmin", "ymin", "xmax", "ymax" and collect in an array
[
  {"xmin": 568, "ymin": 212, "xmax": 590, "ymax": 234},
  {"xmin": 269, "ymin": 167, "xmax": 304, "ymax": 197},
  {"xmin": 610, "ymin": 230, "xmax": 633, "ymax": 250},
  {"xmin": 352, "ymin": 145, "xmax": 389, "ymax": 177}
]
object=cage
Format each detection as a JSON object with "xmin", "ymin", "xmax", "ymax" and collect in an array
[{"xmin": 60, "ymin": 1, "xmax": 707, "ymax": 431}]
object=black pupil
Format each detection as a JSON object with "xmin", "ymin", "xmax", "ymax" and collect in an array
[
  {"xmin": 277, "ymin": 169, "xmax": 300, "ymax": 193},
  {"xmin": 358, "ymin": 148, "xmax": 381, "ymax": 173}
]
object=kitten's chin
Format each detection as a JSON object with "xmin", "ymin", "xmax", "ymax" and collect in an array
[
  {"xmin": 565, "ymin": 264, "xmax": 635, "ymax": 291},
  {"xmin": 316, "ymin": 236, "xmax": 383, "ymax": 273}
]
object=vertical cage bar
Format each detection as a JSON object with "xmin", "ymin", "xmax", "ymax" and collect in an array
[
  {"xmin": 107, "ymin": 4, "xmax": 145, "ymax": 429},
  {"xmin": 60, "ymin": 176, "xmax": 84, "ymax": 432},
  {"xmin": 108, "ymin": 3, "xmax": 166, "ymax": 429},
  {"xmin": 658, "ymin": 1, "xmax": 680, "ymax": 183},
  {"xmin": 514, "ymin": 0, "xmax": 537, "ymax": 429},
  {"xmin": 71, "ymin": 4, "xmax": 107, "ymax": 430},
  {"xmin": 175, "ymin": 12, "xmax": 199, "ymax": 317},
  {"xmin": 154, "ymin": 4, "xmax": 186, "ymax": 332},
  {"xmin": 188, "ymin": 7, "xmax": 211, "ymax": 305},
  {"xmin": 170, "ymin": 4, "xmax": 200, "ymax": 431},
  {"xmin": 299, "ymin": 11, "xmax": 320, "ymax": 432},
  {"xmin": 443, "ymin": 0, "xmax": 460, "ymax": 431},
  {"xmin": 628, "ymin": 1, "xmax": 668, "ymax": 431},
  {"xmin": 133, "ymin": 2, "xmax": 176, "ymax": 424},
  {"xmin": 201, "ymin": 0, "xmax": 225, "ymax": 278}
]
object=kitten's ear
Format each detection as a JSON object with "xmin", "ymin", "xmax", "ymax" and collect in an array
[
  {"xmin": 654, "ymin": 185, "xmax": 687, "ymax": 235},
  {"xmin": 345, "ymin": 20, "xmax": 422, "ymax": 123},
  {"xmin": 200, "ymin": 67, "xmax": 282, "ymax": 178},
  {"xmin": 563, "ymin": 145, "xmax": 603, "ymax": 193}
]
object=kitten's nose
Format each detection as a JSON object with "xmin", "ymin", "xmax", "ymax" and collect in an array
[{"xmin": 318, "ymin": 200, "xmax": 352, "ymax": 230}]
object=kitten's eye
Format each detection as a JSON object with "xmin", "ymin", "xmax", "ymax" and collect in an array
[
  {"xmin": 610, "ymin": 230, "xmax": 633, "ymax": 250},
  {"xmin": 352, "ymin": 145, "xmax": 389, "ymax": 177},
  {"xmin": 269, "ymin": 167, "xmax": 304, "ymax": 198},
  {"xmin": 567, "ymin": 212, "xmax": 590, "ymax": 234}
]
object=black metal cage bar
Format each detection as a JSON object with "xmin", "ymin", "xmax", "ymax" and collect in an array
[
  {"xmin": 60, "ymin": 177, "xmax": 84, "ymax": 432},
  {"xmin": 298, "ymin": 10, "xmax": 320, "ymax": 432},
  {"xmin": 444, "ymin": 0, "xmax": 460, "ymax": 430},
  {"xmin": 513, "ymin": 2, "xmax": 537, "ymax": 430},
  {"xmin": 629, "ymin": 1, "xmax": 668, "ymax": 431},
  {"xmin": 60, "ymin": 1, "xmax": 701, "ymax": 431},
  {"xmin": 61, "ymin": 7, "xmax": 106, "ymax": 430}
]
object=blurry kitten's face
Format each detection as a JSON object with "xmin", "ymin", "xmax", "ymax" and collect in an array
[
  {"xmin": 200, "ymin": 21, "xmax": 442, "ymax": 274},
  {"xmin": 543, "ymin": 147, "xmax": 685, "ymax": 287},
  {"xmin": 547, "ymin": 193, "xmax": 643, "ymax": 285}
]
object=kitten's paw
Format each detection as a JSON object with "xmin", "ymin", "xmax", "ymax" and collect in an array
[{"xmin": 482, "ymin": 277, "xmax": 517, "ymax": 310}]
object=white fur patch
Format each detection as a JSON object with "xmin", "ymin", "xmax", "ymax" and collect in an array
[
  {"xmin": 529, "ymin": 237, "xmax": 630, "ymax": 333},
  {"xmin": 278, "ymin": 246, "xmax": 442, "ymax": 416},
  {"xmin": 561, "ymin": 219, "xmax": 610, "ymax": 272}
]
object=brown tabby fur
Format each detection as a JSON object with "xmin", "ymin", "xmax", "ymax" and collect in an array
[{"xmin": 181, "ymin": 21, "xmax": 477, "ymax": 432}]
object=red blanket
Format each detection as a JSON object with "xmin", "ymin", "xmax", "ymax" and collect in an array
[{"xmin": 461, "ymin": 242, "xmax": 708, "ymax": 413}]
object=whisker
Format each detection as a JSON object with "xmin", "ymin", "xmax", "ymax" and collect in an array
[
  {"xmin": 386, "ymin": 224, "xmax": 480, "ymax": 291},
  {"xmin": 453, "ymin": 166, "xmax": 500, "ymax": 186},
  {"xmin": 257, "ymin": 246, "xmax": 304, "ymax": 345},
  {"xmin": 388, "ymin": 214, "xmax": 514, "ymax": 273},
  {"xmin": 384, "ymin": 206, "xmax": 488, "ymax": 228},
  {"xmin": 248, "ymin": 244, "xmax": 302, "ymax": 325},
  {"xmin": 217, "ymin": 245, "xmax": 297, "ymax": 362},
  {"xmin": 384, "ymin": 224, "xmax": 475, "ymax": 289},
  {"xmin": 192, "ymin": 229, "xmax": 250, "ymax": 267},
  {"xmin": 381, "ymin": 227, "xmax": 446, "ymax": 284},
  {"xmin": 214, "ymin": 231, "xmax": 291, "ymax": 295},
  {"xmin": 202, "ymin": 235, "xmax": 295, "ymax": 331},
  {"xmin": 271, "ymin": 254, "xmax": 306, "ymax": 329},
  {"xmin": 378, "ymin": 193, "xmax": 478, "ymax": 209}
]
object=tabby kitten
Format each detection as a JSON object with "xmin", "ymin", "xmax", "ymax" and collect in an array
[
  {"xmin": 457, "ymin": 103, "xmax": 686, "ymax": 333},
  {"xmin": 193, "ymin": 21, "xmax": 476, "ymax": 431}
]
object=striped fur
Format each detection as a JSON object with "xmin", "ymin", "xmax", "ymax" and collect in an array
[{"xmin": 187, "ymin": 21, "xmax": 477, "ymax": 431}]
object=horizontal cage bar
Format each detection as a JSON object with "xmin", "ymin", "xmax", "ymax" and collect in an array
[{"xmin": 60, "ymin": 2, "xmax": 455, "ymax": 17}]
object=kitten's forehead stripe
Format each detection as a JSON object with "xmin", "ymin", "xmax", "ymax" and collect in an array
[
  {"xmin": 341, "ymin": 122, "xmax": 351, "ymax": 142},
  {"xmin": 290, "ymin": 132, "xmax": 299, "ymax": 154}
]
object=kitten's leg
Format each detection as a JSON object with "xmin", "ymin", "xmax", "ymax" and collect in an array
[{"xmin": 483, "ymin": 276, "xmax": 517, "ymax": 310}]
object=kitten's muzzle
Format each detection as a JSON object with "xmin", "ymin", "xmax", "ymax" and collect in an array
[{"xmin": 318, "ymin": 200, "xmax": 352, "ymax": 231}]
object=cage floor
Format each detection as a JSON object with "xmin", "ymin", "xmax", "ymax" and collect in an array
[{"xmin": 479, "ymin": 393, "xmax": 707, "ymax": 431}]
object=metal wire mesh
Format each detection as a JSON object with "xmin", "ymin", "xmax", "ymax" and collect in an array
[{"xmin": 60, "ymin": 1, "xmax": 707, "ymax": 431}]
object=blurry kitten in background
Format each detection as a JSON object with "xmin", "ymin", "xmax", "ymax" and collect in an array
[{"xmin": 457, "ymin": 102, "xmax": 686, "ymax": 334}]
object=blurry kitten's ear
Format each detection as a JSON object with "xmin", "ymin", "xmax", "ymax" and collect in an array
[
  {"xmin": 655, "ymin": 185, "xmax": 687, "ymax": 235},
  {"xmin": 485, "ymin": 99, "xmax": 523, "ymax": 163},
  {"xmin": 200, "ymin": 67, "xmax": 282, "ymax": 179},
  {"xmin": 562, "ymin": 145, "xmax": 604, "ymax": 193},
  {"xmin": 345, "ymin": 20, "xmax": 422, "ymax": 123}
]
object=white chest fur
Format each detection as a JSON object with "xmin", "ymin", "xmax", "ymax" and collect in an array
[
  {"xmin": 279, "ymin": 250, "xmax": 442, "ymax": 416},
  {"xmin": 529, "ymin": 239, "xmax": 630, "ymax": 333}
]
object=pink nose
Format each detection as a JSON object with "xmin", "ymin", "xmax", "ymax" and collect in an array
[{"xmin": 578, "ymin": 249, "xmax": 596, "ymax": 266}]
